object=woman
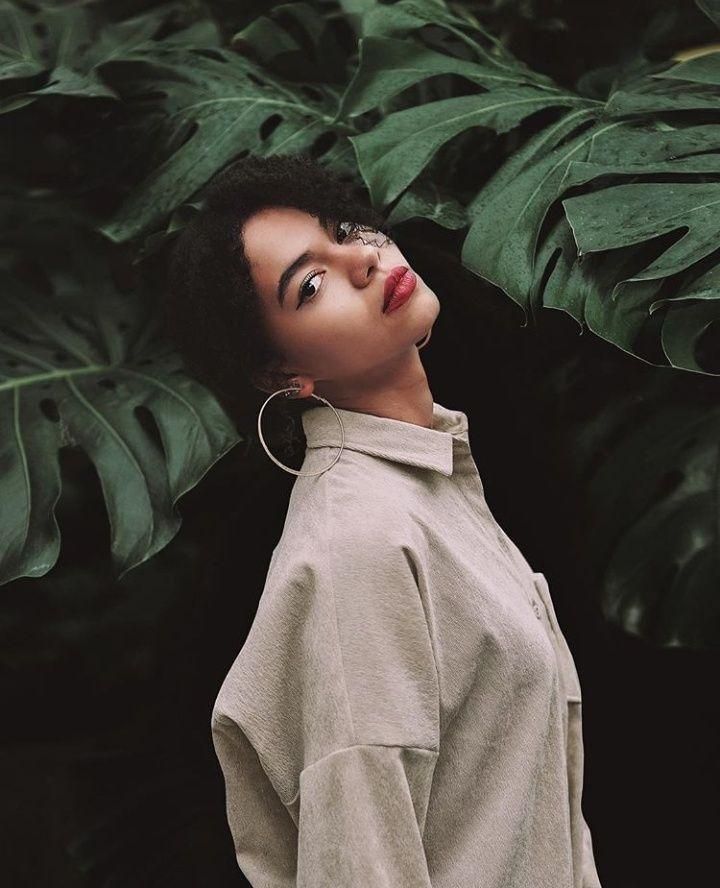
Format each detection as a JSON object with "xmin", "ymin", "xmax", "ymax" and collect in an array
[{"xmin": 164, "ymin": 153, "xmax": 603, "ymax": 887}]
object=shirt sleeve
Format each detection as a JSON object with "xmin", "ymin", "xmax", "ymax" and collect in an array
[
  {"xmin": 211, "ymin": 713, "xmax": 298, "ymax": 887},
  {"xmin": 211, "ymin": 504, "xmax": 441, "ymax": 885},
  {"xmin": 296, "ymin": 743, "xmax": 438, "ymax": 888}
]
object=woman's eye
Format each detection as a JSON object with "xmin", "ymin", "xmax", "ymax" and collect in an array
[
  {"xmin": 297, "ymin": 222, "xmax": 355, "ymax": 306},
  {"xmin": 297, "ymin": 222, "xmax": 364, "ymax": 307},
  {"xmin": 298, "ymin": 271, "xmax": 323, "ymax": 306}
]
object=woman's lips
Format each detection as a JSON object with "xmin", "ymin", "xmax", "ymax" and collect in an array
[
  {"xmin": 384, "ymin": 265, "xmax": 408, "ymax": 307},
  {"xmin": 384, "ymin": 269, "xmax": 417, "ymax": 313}
]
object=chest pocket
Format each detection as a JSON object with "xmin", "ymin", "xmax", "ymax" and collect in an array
[{"xmin": 530, "ymin": 571, "xmax": 582, "ymax": 703}]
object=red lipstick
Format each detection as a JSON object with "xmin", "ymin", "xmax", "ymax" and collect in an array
[{"xmin": 383, "ymin": 266, "xmax": 418, "ymax": 313}]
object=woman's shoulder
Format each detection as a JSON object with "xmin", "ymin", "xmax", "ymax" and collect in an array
[
  {"xmin": 289, "ymin": 450, "xmax": 419, "ymax": 544},
  {"xmin": 269, "ymin": 494, "xmax": 418, "ymax": 602},
  {"xmin": 212, "ymin": 461, "xmax": 439, "ymax": 783}
]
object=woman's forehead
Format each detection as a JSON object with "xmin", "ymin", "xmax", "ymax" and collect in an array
[{"xmin": 243, "ymin": 208, "xmax": 325, "ymax": 306}]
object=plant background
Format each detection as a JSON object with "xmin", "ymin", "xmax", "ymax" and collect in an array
[{"xmin": 1, "ymin": 0, "xmax": 719, "ymax": 885}]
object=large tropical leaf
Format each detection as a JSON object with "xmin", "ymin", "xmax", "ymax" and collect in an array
[
  {"xmin": 92, "ymin": 0, "xmax": 399, "ymax": 244},
  {"xmin": 338, "ymin": 26, "xmax": 558, "ymax": 123},
  {"xmin": 352, "ymin": 85, "xmax": 585, "ymax": 207},
  {"xmin": 96, "ymin": 42, "xmax": 358, "ymax": 243},
  {"xmin": 0, "ymin": 0, "xmax": 179, "ymax": 113},
  {"xmin": 323, "ymin": 1, "xmax": 720, "ymax": 375},
  {"xmin": 598, "ymin": 399, "xmax": 720, "ymax": 649},
  {"xmin": 1, "ymin": 0, "xmax": 717, "ymax": 614},
  {"xmin": 0, "ymin": 0, "xmax": 47, "ymax": 97},
  {"xmin": 95, "ymin": 0, "xmax": 570, "ymax": 245},
  {"xmin": 384, "ymin": 177, "xmax": 470, "ymax": 229},
  {"xmin": 697, "ymin": 0, "xmax": 720, "ymax": 30},
  {"xmin": 230, "ymin": 0, "xmax": 352, "ymax": 84},
  {"xmin": 344, "ymin": 26, "xmax": 584, "ymax": 205},
  {"xmin": 552, "ymin": 357, "xmax": 720, "ymax": 649},
  {"xmin": 465, "ymin": 74, "xmax": 720, "ymax": 374},
  {"xmin": 0, "ymin": 209, "xmax": 240, "ymax": 586},
  {"xmin": 0, "ymin": 3, "xmax": 224, "ymax": 197},
  {"xmin": 461, "ymin": 114, "xmax": 720, "ymax": 368}
]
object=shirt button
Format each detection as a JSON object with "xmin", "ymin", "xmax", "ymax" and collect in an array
[{"xmin": 531, "ymin": 599, "xmax": 542, "ymax": 619}]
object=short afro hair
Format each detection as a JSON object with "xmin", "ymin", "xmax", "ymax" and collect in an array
[{"xmin": 162, "ymin": 152, "xmax": 390, "ymax": 465}]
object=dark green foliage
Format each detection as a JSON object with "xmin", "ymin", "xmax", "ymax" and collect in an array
[{"xmin": 2, "ymin": 1, "xmax": 720, "ymax": 884}]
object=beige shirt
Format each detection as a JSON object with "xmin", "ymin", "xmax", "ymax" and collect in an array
[{"xmin": 211, "ymin": 400, "xmax": 603, "ymax": 887}]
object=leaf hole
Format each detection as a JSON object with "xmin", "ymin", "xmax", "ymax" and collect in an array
[
  {"xmin": 696, "ymin": 318, "xmax": 720, "ymax": 373},
  {"xmin": 309, "ymin": 130, "xmax": 338, "ymax": 158},
  {"xmin": 300, "ymin": 85, "xmax": 323, "ymax": 102},
  {"xmin": 259, "ymin": 114, "xmax": 282, "ymax": 141},
  {"xmin": 535, "ymin": 245, "xmax": 562, "ymax": 306},
  {"xmin": 134, "ymin": 405, "xmax": 164, "ymax": 455},
  {"xmin": 39, "ymin": 398, "xmax": 60, "ymax": 423},
  {"xmin": 553, "ymin": 117, "xmax": 597, "ymax": 152}
]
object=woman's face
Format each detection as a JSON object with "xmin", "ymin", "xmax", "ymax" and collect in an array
[{"xmin": 242, "ymin": 206, "xmax": 440, "ymax": 397}]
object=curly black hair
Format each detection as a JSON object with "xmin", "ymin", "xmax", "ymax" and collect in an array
[{"xmin": 161, "ymin": 152, "xmax": 392, "ymax": 465}]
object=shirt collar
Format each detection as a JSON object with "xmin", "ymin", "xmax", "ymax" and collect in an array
[{"xmin": 300, "ymin": 400, "xmax": 469, "ymax": 476}]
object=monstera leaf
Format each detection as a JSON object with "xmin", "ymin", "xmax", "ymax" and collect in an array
[
  {"xmin": 0, "ymin": 0, "xmax": 174, "ymax": 113},
  {"xmin": 0, "ymin": 3, "xmax": 224, "ymax": 194},
  {"xmin": 461, "ymin": 107, "xmax": 720, "ymax": 371},
  {"xmin": 598, "ymin": 400, "xmax": 720, "ymax": 649},
  {"xmin": 0, "ymin": 0, "xmax": 222, "ymax": 112},
  {"xmin": 346, "ymin": 32, "xmax": 583, "ymax": 206},
  {"xmin": 559, "ymin": 361, "xmax": 720, "ymax": 649},
  {"xmin": 2, "ymin": 0, "xmax": 716, "ymax": 611},
  {"xmin": 385, "ymin": 177, "xmax": 470, "ymax": 229},
  {"xmin": 697, "ymin": 0, "xmax": 720, "ymax": 28},
  {"xmin": 96, "ymin": 40, "xmax": 359, "ymax": 243},
  {"xmin": 230, "ymin": 0, "xmax": 352, "ymax": 84},
  {"xmin": 0, "ymin": 214, "xmax": 240, "ymax": 587},
  {"xmin": 95, "ymin": 0, "xmax": 572, "ymax": 245},
  {"xmin": 0, "ymin": 0, "xmax": 47, "ymax": 96},
  {"xmin": 325, "ymin": 1, "xmax": 720, "ymax": 375}
]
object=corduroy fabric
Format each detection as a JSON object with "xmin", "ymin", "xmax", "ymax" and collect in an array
[{"xmin": 211, "ymin": 401, "xmax": 603, "ymax": 887}]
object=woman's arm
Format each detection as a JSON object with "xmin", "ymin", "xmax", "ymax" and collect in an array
[
  {"xmin": 296, "ymin": 744, "xmax": 438, "ymax": 887},
  {"xmin": 211, "ymin": 714, "xmax": 298, "ymax": 887},
  {"xmin": 211, "ymin": 501, "xmax": 441, "ymax": 885}
]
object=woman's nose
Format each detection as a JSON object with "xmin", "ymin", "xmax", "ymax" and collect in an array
[{"xmin": 358, "ymin": 258, "xmax": 378, "ymax": 288}]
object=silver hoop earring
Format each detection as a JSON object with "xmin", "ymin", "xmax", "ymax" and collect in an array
[
  {"xmin": 416, "ymin": 327, "xmax": 432, "ymax": 350},
  {"xmin": 257, "ymin": 388, "xmax": 345, "ymax": 476}
]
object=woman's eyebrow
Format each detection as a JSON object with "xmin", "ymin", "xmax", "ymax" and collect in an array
[
  {"xmin": 276, "ymin": 216, "xmax": 330, "ymax": 308},
  {"xmin": 277, "ymin": 251, "xmax": 314, "ymax": 307}
]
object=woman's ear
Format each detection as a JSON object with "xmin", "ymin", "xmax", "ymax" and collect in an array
[
  {"xmin": 250, "ymin": 367, "xmax": 282, "ymax": 394},
  {"xmin": 251, "ymin": 366, "xmax": 301, "ymax": 395}
]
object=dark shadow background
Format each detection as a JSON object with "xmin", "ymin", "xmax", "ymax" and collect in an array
[{"xmin": 1, "ymin": 1, "xmax": 719, "ymax": 886}]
